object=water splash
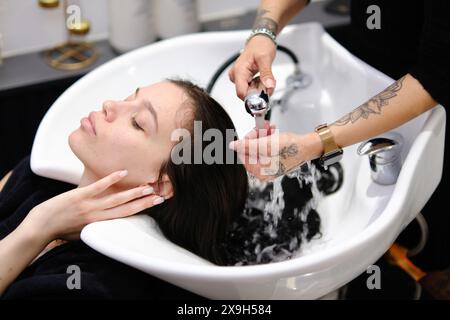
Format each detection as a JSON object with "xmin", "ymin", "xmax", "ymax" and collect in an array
[{"xmin": 225, "ymin": 161, "xmax": 336, "ymax": 266}]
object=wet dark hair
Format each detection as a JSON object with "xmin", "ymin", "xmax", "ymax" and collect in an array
[
  {"xmin": 223, "ymin": 161, "xmax": 343, "ymax": 266},
  {"xmin": 145, "ymin": 79, "xmax": 248, "ymax": 265}
]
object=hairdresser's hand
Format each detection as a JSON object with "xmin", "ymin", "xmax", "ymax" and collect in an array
[
  {"xmin": 228, "ymin": 35, "xmax": 277, "ymax": 100},
  {"xmin": 23, "ymin": 170, "xmax": 163, "ymax": 243},
  {"xmin": 229, "ymin": 126, "xmax": 323, "ymax": 181}
]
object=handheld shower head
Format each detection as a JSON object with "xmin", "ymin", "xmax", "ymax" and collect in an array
[{"xmin": 244, "ymin": 76, "xmax": 270, "ymax": 129}]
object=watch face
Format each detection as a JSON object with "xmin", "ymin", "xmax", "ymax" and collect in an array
[{"xmin": 320, "ymin": 149, "xmax": 343, "ymax": 167}]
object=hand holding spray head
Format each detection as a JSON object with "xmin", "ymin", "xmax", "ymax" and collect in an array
[{"xmin": 244, "ymin": 76, "xmax": 270, "ymax": 129}]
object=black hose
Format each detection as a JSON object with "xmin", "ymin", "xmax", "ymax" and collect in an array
[
  {"xmin": 277, "ymin": 45, "xmax": 299, "ymax": 64},
  {"xmin": 206, "ymin": 52, "xmax": 241, "ymax": 94},
  {"xmin": 206, "ymin": 45, "xmax": 299, "ymax": 94}
]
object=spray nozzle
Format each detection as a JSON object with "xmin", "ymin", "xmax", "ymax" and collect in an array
[{"xmin": 244, "ymin": 76, "xmax": 271, "ymax": 129}]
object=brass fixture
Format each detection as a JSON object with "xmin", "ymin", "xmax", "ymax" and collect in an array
[
  {"xmin": 45, "ymin": 42, "xmax": 97, "ymax": 71},
  {"xmin": 38, "ymin": 0, "xmax": 60, "ymax": 8},
  {"xmin": 67, "ymin": 19, "xmax": 90, "ymax": 35},
  {"xmin": 38, "ymin": 0, "xmax": 98, "ymax": 70}
]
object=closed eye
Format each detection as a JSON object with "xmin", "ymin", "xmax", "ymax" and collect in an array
[{"xmin": 132, "ymin": 117, "xmax": 144, "ymax": 131}]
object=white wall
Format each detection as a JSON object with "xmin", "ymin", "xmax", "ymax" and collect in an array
[
  {"xmin": 1, "ymin": 0, "xmax": 108, "ymax": 57},
  {"xmin": 199, "ymin": 0, "xmax": 259, "ymax": 21},
  {"xmin": 0, "ymin": 0, "xmax": 320, "ymax": 58}
]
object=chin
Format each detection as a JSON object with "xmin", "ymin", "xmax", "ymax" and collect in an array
[
  {"xmin": 68, "ymin": 129, "xmax": 85, "ymax": 162},
  {"xmin": 69, "ymin": 130, "xmax": 112, "ymax": 176}
]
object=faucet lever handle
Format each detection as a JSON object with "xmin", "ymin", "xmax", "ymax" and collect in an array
[
  {"xmin": 357, "ymin": 133, "xmax": 404, "ymax": 185},
  {"xmin": 357, "ymin": 137, "xmax": 401, "ymax": 162}
]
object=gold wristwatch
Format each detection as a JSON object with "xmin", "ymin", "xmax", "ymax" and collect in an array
[{"xmin": 315, "ymin": 123, "xmax": 343, "ymax": 168}]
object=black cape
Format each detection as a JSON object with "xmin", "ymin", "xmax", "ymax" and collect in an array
[{"xmin": 0, "ymin": 155, "xmax": 203, "ymax": 300}]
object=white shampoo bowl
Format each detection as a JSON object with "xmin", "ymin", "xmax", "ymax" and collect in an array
[{"xmin": 31, "ymin": 23, "xmax": 445, "ymax": 299}]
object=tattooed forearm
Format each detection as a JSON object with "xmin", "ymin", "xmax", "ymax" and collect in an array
[
  {"xmin": 279, "ymin": 144, "xmax": 298, "ymax": 159},
  {"xmin": 333, "ymin": 76, "xmax": 406, "ymax": 126},
  {"xmin": 274, "ymin": 143, "xmax": 299, "ymax": 176},
  {"xmin": 253, "ymin": 8, "xmax": 279, "ymax": 34},
  {"xmin": 274, "ymin": 161, "xmax": 287, "ymax": 176}
]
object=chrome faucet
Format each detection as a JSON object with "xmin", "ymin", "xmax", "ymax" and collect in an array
[
  {"xmin": 270, "ymin": 66, "xmax": 312, "ymax": 114},
  {"xmin": 357, "ymin": 133, "xmax": 404, "ymax": 185},
  {"xmin": 243, "ymin": 68, "xmax": 312, "ymax": 128}
]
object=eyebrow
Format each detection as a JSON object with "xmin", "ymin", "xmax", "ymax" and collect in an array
[{"xmin": 134, "ymin": 87, "xmax": 158, "ymax": 132}]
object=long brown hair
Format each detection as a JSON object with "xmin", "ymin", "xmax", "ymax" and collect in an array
[{"xmin": 145, "ymin": 79, "xmax": 248, "ymax": 265}]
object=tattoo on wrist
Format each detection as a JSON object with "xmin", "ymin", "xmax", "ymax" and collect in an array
[
  {"xmin": 280, "ymin": 144, "xmax": 298, "ymax": 159},
  {"xmin": 253, "ymin": 8, "xmax": 279, "ymax": 35},
  {"xmin": 274, "ymin": 143, "xmax": 299, "ymax": 176},
  {"xmin": 333, "ymin": 76, "xmax": 406, "ymax": 126},
  {"xmin": 274, "ymin": 161, "xmax": 287, "ymax": 176}
]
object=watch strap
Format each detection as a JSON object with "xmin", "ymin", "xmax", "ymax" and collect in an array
[{"xmin": 315, "ymin": 124, "xmax": 340, "ymax": 154}]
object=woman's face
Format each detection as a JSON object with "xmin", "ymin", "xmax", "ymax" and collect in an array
[{"xmin": 69, "ymin": 81, "xmax": 191, "ymax": 190}]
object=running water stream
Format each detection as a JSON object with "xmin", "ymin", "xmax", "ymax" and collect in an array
[{"xmin": 224, "ymin": 161, "xmax": 343, "ymax": 266}]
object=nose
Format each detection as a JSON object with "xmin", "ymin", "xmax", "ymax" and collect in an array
[{"xmin": 102, "ymin": 100, "xmax": 129, "ymax": 122}]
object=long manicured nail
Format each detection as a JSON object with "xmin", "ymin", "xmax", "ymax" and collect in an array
[
  {"xmin": 153, "ymin": 197, "xmax": 165, "ymax": 205},
  {"xmin": 119, "ymin": 170, "xmax": 128, "ymax": 177},
  {"xmin": 229, "ymin": 141, "xmax": 236, "ymax": 150},
  {"xmin": 142, "ymin": 187, "xmax": 154, "ymax": 195}
]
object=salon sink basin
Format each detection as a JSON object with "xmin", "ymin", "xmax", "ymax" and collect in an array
[{"xmin": 31, "ymin": 23, "xmax": 445, "ymax": 299}]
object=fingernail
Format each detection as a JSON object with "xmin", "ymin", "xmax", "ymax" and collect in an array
[
  {"xmin": 142, "ymin": 187, "xmax": 154, "ymax": 195},
  {"xmin": 229, "ymin": 141, "xmax": 236, "ymax": 150},
  {"xmin": 153, "ymin": 197, "xmax": 165, "ymax": 205},
  {"xmin": 119, "ymin": 170, "xmax": 128, "ymax": 177},
  {"xmin": 264, "ymin": 78, "xmax": 275, "ymax": 88}
]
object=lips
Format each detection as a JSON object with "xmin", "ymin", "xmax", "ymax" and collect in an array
[
  {"xmin": 80, "ymin": 112, "xmax": 97, "ymax": 136},
  {"xmin": 88, "ymin": 112, "xmax": 97, "ymax": 135}
]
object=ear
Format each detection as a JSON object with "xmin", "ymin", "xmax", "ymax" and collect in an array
[{"xmin": 148, "ymin": 173, "xmax": 173, "ymax": 200}]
